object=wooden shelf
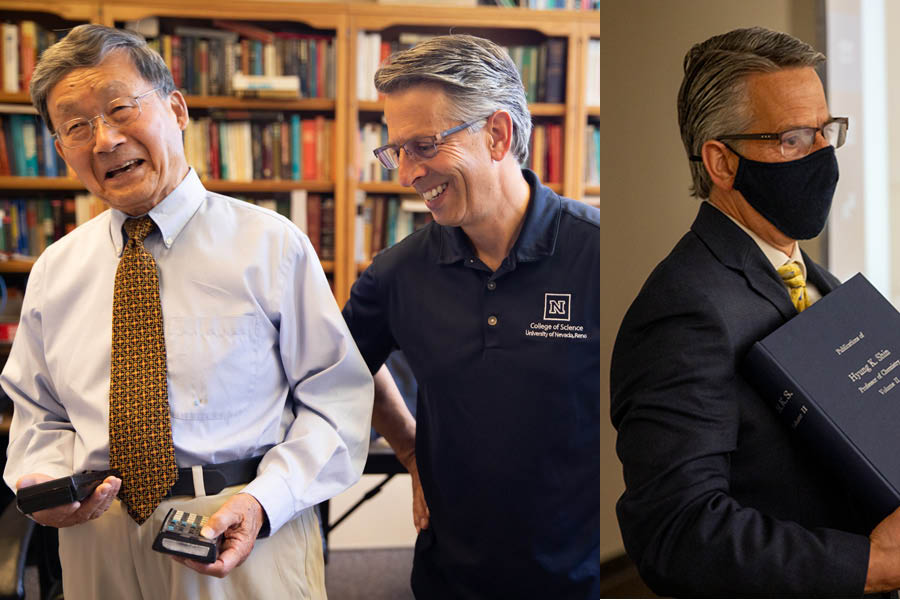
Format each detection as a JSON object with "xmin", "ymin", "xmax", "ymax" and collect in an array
[
  {"xmin": 357, "ymin": 100, "xmax": 565, "ymax": 117},
  {"xmin": 0, "ymin": 258, "xmax": 36, "ymax": 273},
  {"xmin": 202, "ymin": 179, "xmax": 333, "ymax": 193},
  {"xmin": 0, "ymin": 92, "xmax": 30, "ymax": 104},
  {"xmin": 0, "ymin": 94, "xmax": 337, "ymax": 112},
  {"xmin": 349, "ymin": 4, "xmax": 582, "ymax": 37},
  {"xmin": 0, "ymin": 176, "xmax": 84, "ymax": 191},
  {"xmin": 584, "ymin": 185, "xmax": 600, "ymax": 196},
  {"xmin": 0, "ymin": 177, "xmax": 334, "ymax": 194},
  {"xmin": 586, "ymin": 106, "xmax": 600, "ymax": 117},
  {"xmin": 0, "ymin": 255, "xmax": 332, "ymax": 275},
  {"xmin": 185, "ymin": 96, "xmax": 335, "ymax": 112},
  {"xmin": 359, "ymin": 182, "xmax": 413, "ymax": 194},
  {"xmin": 357, "ymin": 181, "xmax": 562, "ymax": 194}
]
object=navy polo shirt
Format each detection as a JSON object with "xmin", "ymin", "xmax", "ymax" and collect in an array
[{"xmin": 342, "ymin": 170, "xmax": 600, "ymax": 599}]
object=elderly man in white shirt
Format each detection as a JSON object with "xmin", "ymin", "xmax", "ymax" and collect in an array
[{"xmin": 2, "ymin": 24, "xmax": 373, "ymax": 600}]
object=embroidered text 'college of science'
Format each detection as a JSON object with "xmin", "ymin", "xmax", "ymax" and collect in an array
[{"xmin": 108, "ymin": 216, "xmax": 177, "ymax": 524}]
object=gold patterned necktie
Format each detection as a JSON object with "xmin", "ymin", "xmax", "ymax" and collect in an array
[
  {"xmin": 777, "ymin": 261, "xmax": 810, "ymax": 313},
  {"xmin": 108, "ymin": 216, "xmax": 177, "ymax": 524}
]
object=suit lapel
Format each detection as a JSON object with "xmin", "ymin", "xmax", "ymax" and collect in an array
[
  {"xmin": 801, "ymin": 248, "xmax": 839, "ymax": 295},
  {"xmin": 691, "ymin": 202, "xmax": 797, "ymax": 320}
]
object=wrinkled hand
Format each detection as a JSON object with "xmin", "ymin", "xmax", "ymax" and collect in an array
[
  {"xmin": 173, "ymin": 493, "xmax": 265, "ymax": 578},
  {"xmin": 16, "ymin": 472, "xmax": 121, "ymax": 528},
  {"xmin": 867, "ymin": 505, "xmax": 900, "ymax": 592},
  {"xmin": 402, "ymin": 455, "xmax": 430, "ymax": 533}
]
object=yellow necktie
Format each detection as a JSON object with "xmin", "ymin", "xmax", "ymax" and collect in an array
[
  {"xmin": 108, "ymin": 217, "xmax": 177, "ymax": 524},
  {"xmin": 777, "ymin": 261, "xmax": 810, "ymax": 313}
]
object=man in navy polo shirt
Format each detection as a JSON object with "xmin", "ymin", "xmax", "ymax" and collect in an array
[{"xmin": 342, "ymin": 34, "xmax": 600, "ymax": 598}]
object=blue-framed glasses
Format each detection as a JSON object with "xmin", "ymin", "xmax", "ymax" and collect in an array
[{"xmin": 373, "ymin": 116, "xmax": 491, "ymax": 170}]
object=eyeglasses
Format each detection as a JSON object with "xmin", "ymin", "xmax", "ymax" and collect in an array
[
  {"xmin": 373, "ymin": 116, "xmax": 491, "ymax": 170},
  {"xmin": 716, "ymin": 116, "xmax": 849, "ymax": 160},
  {"xmin": 55, "ymin": 88, "xmax": 161, "ymax": 148}
]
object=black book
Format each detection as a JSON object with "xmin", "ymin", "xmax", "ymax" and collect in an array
[
  {"xmin": 744, "ymin": 273, "xmax": 900, "ymax": 523},
  {"xmin": 543, "ymin": 38, "xmax": 566, "ymax": 104}
]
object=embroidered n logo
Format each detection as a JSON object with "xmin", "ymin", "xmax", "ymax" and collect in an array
[{"xmin": 543, "ymin": 293, "xmax": 571, "ymax": 321}]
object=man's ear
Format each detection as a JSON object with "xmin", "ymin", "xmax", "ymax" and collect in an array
[
  {"xmin": 168, "ymin": 90, "xmax": 189, "ymax": 130},
  {"xmin": 485, "ymin": 110, "xmax": 513, "ymax": 161},
  {"xmin": 702, "ymin": 140, "xmax": 739, "ymax": 191},
  {"xmin": 53, "ymin": 138, "xmax": 69, "ymax": 168}
]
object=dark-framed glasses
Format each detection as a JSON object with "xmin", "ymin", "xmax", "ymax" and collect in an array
[
  {"xmin": 717, "ymin": 116, "xmax": 849, "ymax": 160},
  {"xmin": 373, "ymin": 115, "xmax": 491, "ymax": 170},
  {"xmin": 55, "ymin": 88, "xmax": 161, "ymax": 148}
]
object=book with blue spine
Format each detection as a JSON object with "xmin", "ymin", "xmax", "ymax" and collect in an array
[{"xmin": 744, "ymin": 273, "xmax": 900, "ymax": 524}]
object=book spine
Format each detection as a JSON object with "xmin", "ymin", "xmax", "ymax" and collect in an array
[
  {"xmin": 543, "ymin": 38, "xmax": 565, "ymax": 104},
  {"xmin": 3, "ymin": 24, "xmax": 19, "ymax": 93},
  {"xmin": 745, "ymin": 341, "xmax": 900, "ymax": 522},
  {"xmin": 306, "ymin": 193, "xmax": 321, "ymax": 255},
  {"xmin": 291, "ymin": 114, "xmax": 301, "ymax": 180}
]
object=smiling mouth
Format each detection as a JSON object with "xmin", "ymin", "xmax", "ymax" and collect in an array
[
  {"xmin": 422, "ymin": 182, "xmax": 447, "ymax": 201},
  {"xmin": 105, "ymin": 159, "xmax": 144, "ymax": 179}
]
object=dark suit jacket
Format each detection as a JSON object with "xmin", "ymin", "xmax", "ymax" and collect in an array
[{"xmin": 610, "ymin": 202, "xmax": 872, "ymax": 597}]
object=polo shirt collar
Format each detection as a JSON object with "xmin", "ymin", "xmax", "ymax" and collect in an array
[
  {"xmin": 437, "ymin": 169, "xmax": 561, "ymax": 265},
  {"xmin": 110, "ymin": 167, "xmax": 205, "ymax": 255}
]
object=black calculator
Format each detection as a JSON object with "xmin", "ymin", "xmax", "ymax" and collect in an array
[{"xmin": 152, "ymin": 508, "xmax": 222, "ymax": 564}]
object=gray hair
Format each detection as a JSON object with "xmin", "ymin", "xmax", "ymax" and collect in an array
[
  {"xmin": 374, "ymin": 34, "xmax": 532, "ymax": 164},
  {"xmin": 30, "ymin": 24, "xmax": 175, "ymax": 133},
  {"xmin": 678, "ymin": 26, "xmax": 825, "ymax": 199}
]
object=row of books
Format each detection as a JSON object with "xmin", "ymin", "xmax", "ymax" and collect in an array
[
  {"xmin": 126, "ymin": 18, "xmax": 335, "ymax": 99},
  {"xmin": 0, "ymin": 20, "xmax": 63, "ymax": 94},
  {"xmin": 358, "ymin": 122, "xmax": 397, "ymax": 184},
  {"xmin": 507, "ymin": 40, "xmax": 567, "ymax": 104},
  {"xmin": 240, "ymin": 190, "xmax": 335, "ymax": 260},
  {"xmin": 0, "ymin": 195, "xmax": 104, "ymax": 257},
  {"xmin": 0, "ymin": 111, "xmax": 68, "ymax": 178},
  {"xmin": 584, "ymin": 124, "xmax": 599, "ymax": 186},
  {"xmin": 482, "ymin": 0, "xmax": 599, "ymax": 7},
  {"xmin": 586, "ymin": 39, "xmax": 600, "ymax": 107},
  {"xmin": 0, "ymin": 191, "xmax": 336, "ymax": 262},
  {"xmin": 526, "ymin": 123, "xmax": 564, "ymax": 184},
  {"xmin": 184, "ymin": 114, "xmax": 334, "ymax": 182},
  {"xmin": 356, "ymin": 32, "xmax": 566, "ymax": 104},
  {"xmin": 354, "ymin": 192, "xmax": 432, "ymax": 262}
]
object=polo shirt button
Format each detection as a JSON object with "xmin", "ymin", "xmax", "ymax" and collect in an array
[
  {"xmin": 487, "ymin": 281, "xmax": 496, "ymax": 291},
  {"xmin": 487, "ymin": 315, "xmax": 498, "ymax": 326}
]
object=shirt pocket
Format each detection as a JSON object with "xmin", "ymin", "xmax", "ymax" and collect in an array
[{"xmin": 165, "ymin": 314, "xmax": 259, "ymax": 420}]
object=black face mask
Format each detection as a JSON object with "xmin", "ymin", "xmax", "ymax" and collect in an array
[{"xmin": 730, "ymin": 145, "xmax": 839, "ymax": 240}]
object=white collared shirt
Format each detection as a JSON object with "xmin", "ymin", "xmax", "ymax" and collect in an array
[
  {"xmin": 2, "ymin": 168, "xmax": 374, "ymax": 534},
  {"xmin": 709, "ymin": 201, "xmax": 823, "ymax": 305}
]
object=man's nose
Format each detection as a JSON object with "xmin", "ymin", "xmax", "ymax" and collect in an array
[
  {"xmin": 397, "ymin": 150, "xmax": 426, "ymax": 188},
  {"xmin": 92, "ymin": 117, "xmax": 126, "ymax": 152}
]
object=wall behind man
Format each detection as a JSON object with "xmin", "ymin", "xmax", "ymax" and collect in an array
[{"xmin": 599, "ymin": 0, "xmax": 820, "ymax": 562}]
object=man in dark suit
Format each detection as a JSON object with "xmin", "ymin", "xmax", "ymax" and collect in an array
[{"xmin": 611, "ymin": 26, "xmax": 900, "ymax": 596}]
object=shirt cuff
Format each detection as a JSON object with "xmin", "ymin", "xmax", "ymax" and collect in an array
[{"xmin": 240, "ymin": 469, "xmax": 296, "ymax": 536}]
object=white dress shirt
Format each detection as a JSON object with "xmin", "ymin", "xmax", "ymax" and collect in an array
[
  {"xmin": 710, "ymin": 201, "xmax": 823, "ymax": 305},
  {"xmin": 2, "ymin": 168, "xmax": 374, "ymax": 534}
]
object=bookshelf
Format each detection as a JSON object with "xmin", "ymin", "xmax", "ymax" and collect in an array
[
  {"xmin": 0, "ymin": 0, "xmax": 598, "ymax": 306},
  {"xmin": 346, "ymin": 4, "xmax": 596, "ymax": 273},
  {"xmin": 582, "ymin": 19, "xmax": 599, "ymax": 201},
  {"xmin": 100, "ymin": 0, "xmax": 350, "ymax": 296}
]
